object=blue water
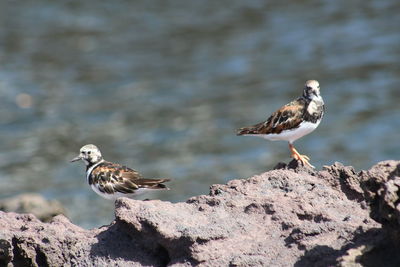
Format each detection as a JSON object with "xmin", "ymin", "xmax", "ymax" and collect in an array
[{"xmin": 0, "ymin": 1, "xmax": 399, "ymax": 228}]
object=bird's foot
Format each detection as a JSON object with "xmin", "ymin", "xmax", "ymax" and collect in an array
[
  {"xmin": 288, "ymin": 143, "xmax": 314, "ymax": 168},
  {"xmin": 291, "ymin": 152, "xmax": 314, "ymax": 168}
]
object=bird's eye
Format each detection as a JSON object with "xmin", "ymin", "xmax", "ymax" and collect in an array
[{"xmin": 88, "ymin": 151, "xmax": 91, "ymax": 155}]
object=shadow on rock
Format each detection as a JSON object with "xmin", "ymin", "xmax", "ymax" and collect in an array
[
  {"xmin": 90, "ymin": 223, "xmax": 170, "ymax": 267},
  {"xmin": 295, "ymin": 228, "xmax": 384, "ymax": 267}
]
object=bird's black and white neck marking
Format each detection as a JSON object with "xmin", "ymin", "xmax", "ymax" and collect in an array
[
  {"xmin": 71, "ymin": 144, "xmax": 170, "ymax": 200},
  {"xmin": 86, "ymin": 160, "xmax": 105, "ymax": 184}
]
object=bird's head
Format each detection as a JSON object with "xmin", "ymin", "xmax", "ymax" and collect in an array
[
  {"xmin": 303, "ymin": 80, "xmax": 321, "ymax": 101},
  {"xmin": 70, "ymin": 144, "xmax": 103, "ymax": 166}
]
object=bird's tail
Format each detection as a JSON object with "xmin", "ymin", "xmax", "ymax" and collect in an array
[
  {"xmin": 140, "ymin": 178, "xmax": 171, "ymax": 190},
  {"xmin": 236, "ymin": 126, "xmax": 257, "ymax": 136}
]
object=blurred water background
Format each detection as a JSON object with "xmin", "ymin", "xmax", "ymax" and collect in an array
[{"xmin": 0, "ymin": 1, "xmax": 399, "ymax": 228}]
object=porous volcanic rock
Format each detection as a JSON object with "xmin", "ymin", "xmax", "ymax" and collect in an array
[
  {"xmin": 1, "ymin": 160, "xmax": 399, "ymax": 266},
  {"xmin": 0, "ymin": 193, "xmax": 66, "ymax": 222}
]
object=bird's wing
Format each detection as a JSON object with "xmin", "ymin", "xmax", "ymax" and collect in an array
[
  {"xmin": 90, "ymin": 162, "xmax": 169, "ymax": 195},
  {"xmin": 120, "ymin": 169, "xmax": 170, "ymax": 190},
  {"xmin": 237, "ymin": 98, "xmax": 306, "ymax": 135}
]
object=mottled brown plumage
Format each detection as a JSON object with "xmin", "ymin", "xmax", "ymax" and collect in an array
[
  {"xmin": 237, "ymin": 98, "xmax": 306, "ymax": 135},
  {"xmin": 89, "ymin": 161, "xmax": 170, "ymax": 195}
]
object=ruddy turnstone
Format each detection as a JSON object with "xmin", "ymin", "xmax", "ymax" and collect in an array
[
  {"xmin": 71, "ymin": 144, "xmax": 170, "ymax": 200},
  {"xmin": 237, "ymin": 80, "xmax": 324, "ymax": 168}
]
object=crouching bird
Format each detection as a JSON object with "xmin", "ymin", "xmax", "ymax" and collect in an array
[{"xmin": 71, "ymin": 144, "xmax": 170, "ymax": 200}]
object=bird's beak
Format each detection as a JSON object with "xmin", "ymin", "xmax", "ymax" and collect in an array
[{"xmin": 70, "ymin": 155, "xmax": 82, "ymax": 162}]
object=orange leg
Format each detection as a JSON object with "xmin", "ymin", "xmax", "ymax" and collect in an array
[{"xmin": 288, "ymin": 143, "xmax": 314, "ymax": 168}]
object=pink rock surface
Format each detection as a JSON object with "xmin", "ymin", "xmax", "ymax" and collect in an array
[
  {"xmin": 0, "ymin": 193, "xmax": 66, "ymax": 222},
  {"xmin": 1, "ymin": 160, "xmax": 399, "ymax": 266}
]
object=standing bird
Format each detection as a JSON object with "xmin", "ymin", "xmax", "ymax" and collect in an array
[
  {"xmin": 236, "ymin": 80, "xmax": 324, "ymax": 168},
  {"xmin": 71, "ymin": 144, "xmax": 170, "ymax": 200}
]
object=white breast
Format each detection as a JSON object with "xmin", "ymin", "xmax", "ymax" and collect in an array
[
  {"xmin": 90, "ymin": 185, "xmax": 151, "ymax": 200},
  {"xmin": 244, "ymin": 120, "xmax": 321, "ymax": 144}
]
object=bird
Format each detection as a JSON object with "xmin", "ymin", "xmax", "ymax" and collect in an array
[
  {"xmin": 70, "ymin": 144, "xmax": 170, "ymax": 200},
  {"xmin": 236, "ymin": 80, "xmax": 324, "ymax": 168}
]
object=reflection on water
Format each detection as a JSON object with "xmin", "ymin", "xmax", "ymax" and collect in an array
[{"xmin": 0, "ymin": 1, "xmax": 399, "ymax": 228}]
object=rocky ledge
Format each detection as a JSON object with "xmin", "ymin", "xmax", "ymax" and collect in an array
[{"xmin": 1, "ymin": 160, "xmax": 400, "ymax": 267}]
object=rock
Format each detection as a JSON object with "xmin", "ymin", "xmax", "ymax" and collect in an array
[
  {"xmin": 0, "ymin": 160, "xmax": 399, "ymax": 266},
  {"xmin": 321, "ymin": 162, "xmax": 365, "ymax": 201},
  {"xmin": 0, "ymin": 193, "xmax": 66, "ymax": 222},
  {"xmin": 0, "ymin": 212, "xmax": 164, "ymax": 267},
  {"xmin": 359, "ymin": 160, "xmax": 400, "ymax": 232}
]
